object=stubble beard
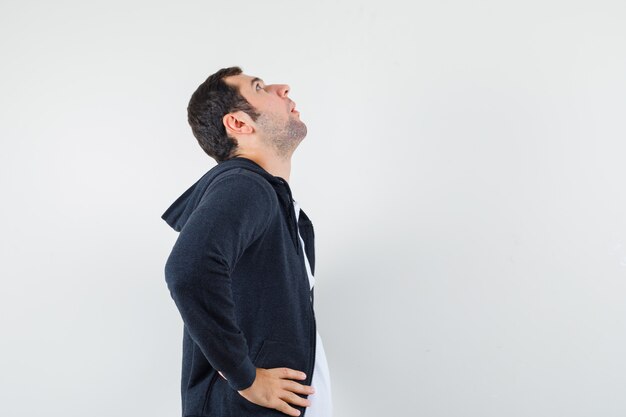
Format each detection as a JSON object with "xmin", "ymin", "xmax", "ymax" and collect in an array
[{"xmin": 256, "ymin": 112, "xmax": 308, "ymax": 159}]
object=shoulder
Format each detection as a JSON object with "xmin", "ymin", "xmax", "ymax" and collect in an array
[
  {"xmin": 211, "ymin": 168, "xmax": 275, "ymax": 197},
  {"xmin": 204, "ymin": 168, "xmax": 278, "ymax": 210}
]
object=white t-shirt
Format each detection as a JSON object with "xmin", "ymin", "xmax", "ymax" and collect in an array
[{"xmin": 293, "ymin": 198, "xmax": 333, "ymax": 417}]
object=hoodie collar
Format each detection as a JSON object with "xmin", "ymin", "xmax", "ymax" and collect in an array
[{"xmin": 161, "ymin": 157, "xmax": 301, "ymax": 254}]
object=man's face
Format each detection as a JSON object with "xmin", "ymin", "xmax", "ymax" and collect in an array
[{"xmin": 224, "ymin": 73, "xmax": 307, "ymax": 158}]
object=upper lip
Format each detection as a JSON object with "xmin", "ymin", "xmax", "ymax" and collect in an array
[{"xmin": 290, "ymin": 102, "xmax": 297, "ymax": 112}]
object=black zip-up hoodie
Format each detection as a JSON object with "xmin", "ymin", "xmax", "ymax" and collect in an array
[{"xmin": 162, "ymin": 156, "xmax": 317, "ymax": 417}]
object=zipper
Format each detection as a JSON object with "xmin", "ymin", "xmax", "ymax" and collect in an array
[
  {"xmin": 275, "ymin": 177, "xmax": 300, "ymax": 255},
  {"xmin": 201, "ymin": 371, "xmax": 219, "ymax": 415},
  {"xmin": 301, "ymin": 296, "xmax": 317, "ymax": 417},
  {"xmin": 299, "ymin": 236, "xmax": 316, "ymax": 417},
  {"xmin": 275, "ymin": 176, "xmax": 315, "ymax": 416}
]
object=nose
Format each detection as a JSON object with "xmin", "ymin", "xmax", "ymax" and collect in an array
[{"xmin": 275, "ymin": 84, "xmax": 290, "ymax": 97}]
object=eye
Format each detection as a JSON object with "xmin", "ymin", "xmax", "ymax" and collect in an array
[{"xmin": 255, "ymin": 83, "xmax": 264, "ymax": 91}]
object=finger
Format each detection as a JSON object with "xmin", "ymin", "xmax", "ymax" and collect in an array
[
  {"xmin": 274, "ymin": 367, "xmax": 306, "ymax": 380},
  {"xmin": 280, "ymin": 390, "xmax": 312, "ymax": 408},
  {"xmin": 275, "ymin": 399, "xmax": 302, "ymax": 416},
  {"xmin": 281, "ymin": 380, "xmax": 315, "ymax": 395}
]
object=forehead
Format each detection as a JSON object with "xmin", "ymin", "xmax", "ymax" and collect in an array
[{"xmin": 225, "ymin": 73, "xmax": 263, "ymax": 90}]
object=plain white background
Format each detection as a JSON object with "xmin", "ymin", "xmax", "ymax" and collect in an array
[{"xmin": 1, "ymin": 1, "xmax": 626, "ymax": 416}]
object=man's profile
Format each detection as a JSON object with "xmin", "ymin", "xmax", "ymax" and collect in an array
[{"xmin": 161, "ymin": 66, "xmax": 332, "ymax": 417}]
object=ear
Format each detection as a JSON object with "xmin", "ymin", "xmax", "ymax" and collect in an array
[{"xmin": 223, "ymin": 111, "xmax": 255, "ymax": 135}]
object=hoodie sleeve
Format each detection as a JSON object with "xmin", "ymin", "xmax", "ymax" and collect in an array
[{"xmin": 164, "ymin": 171, "xmax": 275, "ymax": 391}]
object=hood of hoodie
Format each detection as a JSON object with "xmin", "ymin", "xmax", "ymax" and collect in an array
[{"xmin": 161, "ymin": 156, "xmax": 301, "ymax": 253}]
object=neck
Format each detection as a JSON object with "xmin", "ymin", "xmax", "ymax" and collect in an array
[{"xmin": 235, "ymin": 152, "xmax": 292, "ymax": 183}]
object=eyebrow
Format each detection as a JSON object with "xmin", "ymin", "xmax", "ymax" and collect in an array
[{"xmin": 250, "ymin": 77, "xmax": 264, "ymax": 88}]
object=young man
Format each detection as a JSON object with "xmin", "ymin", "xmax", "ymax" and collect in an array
[{"xmin": 161, "ymin": 66, "xmax": 332, "ymax": 417}]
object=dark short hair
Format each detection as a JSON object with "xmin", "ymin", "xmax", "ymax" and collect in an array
[{"xmin": 187, "ymin": 66, "xmax": 261, "ymax": 163}]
